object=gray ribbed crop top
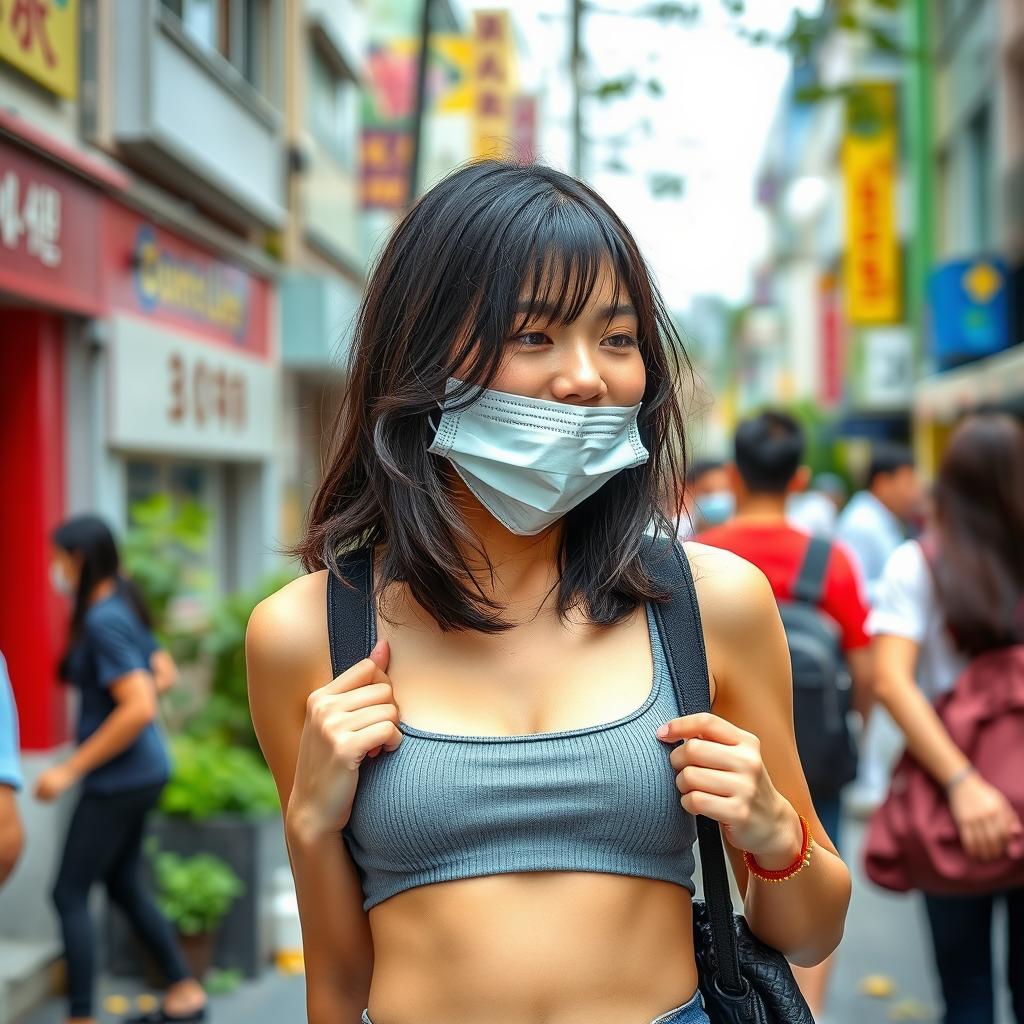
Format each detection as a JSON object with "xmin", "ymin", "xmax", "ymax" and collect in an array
[{"xmin": 341, "ymin": 604, "xmax": 698, "ymax": 911}]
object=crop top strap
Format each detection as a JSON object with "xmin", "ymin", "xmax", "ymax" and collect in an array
[{"xmin": 326, "ymin": 547, "xmax": 377, "ymax": 678}]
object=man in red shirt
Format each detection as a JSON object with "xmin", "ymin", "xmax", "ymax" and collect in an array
[{"xmin": 697, "ymin": 410, "xmax": 872, "ymax": 1018}]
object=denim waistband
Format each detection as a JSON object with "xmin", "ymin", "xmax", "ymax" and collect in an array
[{"xmin": 361, "ymin": 988, "xmax": 709, "ymax": 1024}]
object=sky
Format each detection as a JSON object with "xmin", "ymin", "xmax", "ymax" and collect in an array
[{"xmin": 462, "ymin": 0, "xmax": 823, "ymax": 312}]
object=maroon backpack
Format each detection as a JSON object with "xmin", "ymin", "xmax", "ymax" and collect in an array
[{"xmin": 864, "ymin": 642, "xmax": 1024, "ymax": 894}]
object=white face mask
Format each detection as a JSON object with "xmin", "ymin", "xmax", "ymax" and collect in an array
[
  {"xmin": 50, "ymin": 562, "xmax": 74, "ymax": 596},
  {"xmin": 427, "ymin": 378, "xmax": 649, "ymax": 536}
]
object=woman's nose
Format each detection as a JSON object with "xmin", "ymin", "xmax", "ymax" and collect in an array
[{"xmin": 550, "ymin": 345, "xmax": 608, "ymax": 403}]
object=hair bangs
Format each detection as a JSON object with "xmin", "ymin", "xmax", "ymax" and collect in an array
[{"xmin": 514, "ymin": 200, "xmax": 631, "ymax": 336}]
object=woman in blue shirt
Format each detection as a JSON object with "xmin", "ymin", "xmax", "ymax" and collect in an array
[{"xmin": 35, "ymin": 515, "xmax": 207, "ymax": 1024}]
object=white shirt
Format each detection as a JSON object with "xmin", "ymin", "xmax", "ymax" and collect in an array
[
  {"xmin": 867, "ymin": 540, "xmax": 967, "ymax": 702},
  {"xmin": 836, "ymin": 491, "xmax": 906, "ymax": 606}
]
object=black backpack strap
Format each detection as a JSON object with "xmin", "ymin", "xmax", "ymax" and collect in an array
[
  {"xmin": 326, "ymin": 547, "xmax": 377, "ymax": 677},
  {"xmin": 792, "ymin": 536, "xmax": 832, "ymax": 606},
  {"xmin": 642, "ymin": 538, "xmax": 745, "ymax": 997}
]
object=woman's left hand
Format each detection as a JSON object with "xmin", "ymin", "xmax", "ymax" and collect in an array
[
  {"xmin": 34, "ymin": 764, "xmax": 79, "ymax": 803},
  {"xmin": 658, "ymin": 712, "xmax": 803, "ymax": 869}
]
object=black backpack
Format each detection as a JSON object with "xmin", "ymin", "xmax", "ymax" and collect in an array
[{"xmin": 778, "ymin": 537, "xmax": 859, "ymax": 797}]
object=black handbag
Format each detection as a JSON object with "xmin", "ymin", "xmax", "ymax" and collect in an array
[
  {"xmin": 642, "ymin": 540, "xmax": 815, "ymax": 1024},
  {"xmin": 327, "ymin": 543, "xmax": 814, "ymax": 1023}
]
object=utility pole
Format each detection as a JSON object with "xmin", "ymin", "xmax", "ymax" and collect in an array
[
  {"xmin": 570, "ymin": 0, "xmax": 583, "ymax": 178},
  {"xmin": 408, "ymin": 0, "xmax": 434, "ymax": 207}
]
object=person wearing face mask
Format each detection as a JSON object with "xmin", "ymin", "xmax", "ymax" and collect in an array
[
  {"xmin": 676, "ymin": 459, "xmax": 734, "ymax": 539},
  {"xmin": 39, "ymin": 516, "xmax": 206, "ymax": 1024},
  {"xmin": 246, "ymin": 162, "xmax": 850, "ymax": 1024}
]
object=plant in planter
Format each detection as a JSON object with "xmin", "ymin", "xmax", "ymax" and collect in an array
[
  {"xmin": 159, "ymin": 735, "xmax": 280, "ymax": 820},
  {"xmin": 152, "ymin": 849, "xmax": 244, "ymax": 980}
]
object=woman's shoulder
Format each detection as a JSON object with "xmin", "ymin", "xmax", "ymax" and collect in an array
[
  {"xmin": 246, "ymin": 570, "xmax": 332, "ymax": 686},
  {"xmin": 83, "ymin": 592, "xmax": 142, "ymax": 636},
  {"xmin": 682, "ymin": 541, "xmax": 778, "ymax": 640}
]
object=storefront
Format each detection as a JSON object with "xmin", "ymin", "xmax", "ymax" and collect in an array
[{"xmin": 0, "ymin": 127, "xmax": 278, "ymax": 759}]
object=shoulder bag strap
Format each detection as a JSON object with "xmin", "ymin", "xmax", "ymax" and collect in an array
[
  {"xmin": 792, "ymin": 535, "xmax": 832, "ymax": 606},
  {"xmin": 326, "ymin": 547, "xmax": 377, "ymax": 677},
  {"xmin": 642, "ymin": 539, "xmax": 746, "ymax": 996}
]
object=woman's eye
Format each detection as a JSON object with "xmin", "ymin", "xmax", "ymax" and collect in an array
[
  {"xmin": 512, "ymin": 332, "xmax": 550, "ymax": 348},
  {"xmin": 603, "ymin": 333, "xmax": 638, "ymax": 349}
]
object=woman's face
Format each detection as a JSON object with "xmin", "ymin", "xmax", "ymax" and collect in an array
[
  {"xmin": 486, "ymin": 264, "xmax": 646, "ymax": 408},
  {"xmin": 49, "ymin": 545, "xmax": 80, "ymax": 596}
]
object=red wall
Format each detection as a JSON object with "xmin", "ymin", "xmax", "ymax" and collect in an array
[{"xmin": 0, "ymin": 311, "xmax": 69, "ymax": 751}]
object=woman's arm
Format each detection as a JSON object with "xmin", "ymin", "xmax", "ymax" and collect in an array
[
  {"xmin": 872, "ymin": 635, "xmax": 966, "ymax": 786},
  {"xmin": 670, "ymin": 544, "xmax": 852, "ymax": 968},
  {"xmin": 36, "ymin": 671, "xmax": 157, "ymax": 801},
  {"xmin": 873, "ymin": 633, "xmax": 1021, "ymax": 861},
  {"xmin": 150, "ymin": 649, "xmax": 179, "ymax": 695},
  {"xmin": 246, "ymin": 573, "xmax": 373, "ymax": 1024}
]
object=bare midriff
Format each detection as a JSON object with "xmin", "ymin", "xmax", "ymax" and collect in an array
[{"xmin": 366, "ymin": 871, "xmax": 698, "ymax": 1024}]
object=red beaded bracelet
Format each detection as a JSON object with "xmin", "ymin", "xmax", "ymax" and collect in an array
[{"xmin": 742, "ymin": 814, "xmax": 815, "ymax": 883}]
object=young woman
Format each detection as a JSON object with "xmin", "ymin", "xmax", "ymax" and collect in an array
[
  {"xmin": 247, "ymin": 161, "xmax": 851, "ymax": 1024},
  {"xmin": 37, "ymin": 515, "xmax": 207, "ymax": 1024},
  {"xmin": 870, "ymin": 414, "xmax": 1024, "ymax": 1024}
]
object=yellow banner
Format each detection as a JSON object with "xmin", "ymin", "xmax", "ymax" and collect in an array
[
  {"xmin": 843, "ymin": 82, "xmax": 900, "ymax": 324},
  {"xmin": 0, "ymin": 0, "xmax": 78, "ymax": 99},
  {"xmin": 471, "ymin": 10, "xmax": 515, "ymax": 160}
]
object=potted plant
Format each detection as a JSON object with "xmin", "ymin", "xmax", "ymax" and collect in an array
[{"xmin": 152, "ymin": 849, "xmax": 244, "ymax": 980}]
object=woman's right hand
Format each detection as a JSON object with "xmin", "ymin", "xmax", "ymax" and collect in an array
[
  {"xmin": 949, "ymin": 771, "xmax": 1024, "ymax": 862},
  {"xmin": 285, "ymin": 640, "xmax": 402, "ymax": 843}
]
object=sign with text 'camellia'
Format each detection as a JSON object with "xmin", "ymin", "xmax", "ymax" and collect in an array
[
  {"xmin": 0, "ymin": 0, "xmax": 78, "ymax": 99},
  {"xmin": 843, "ymin": 82, "xmax": 900, "ymax": 324}
]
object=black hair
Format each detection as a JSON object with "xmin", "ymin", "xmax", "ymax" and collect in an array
[
  {"xmin": 733, "ymin": 411, "xmax": 804, "ymax": 494},
  {"xmin": 868, "ymin": 443, "xmax": 915, "ymax": 488},
  {"xmin": 51, "ymin": 515, "xmax": 153, "ymax": 679},
  {"xmin": 685, "ymin": 459, "xmax": 726, "ymax": 486},
  {"xmin": 296, "ymin": 160, "xmax": 692, "ymax": 633}
]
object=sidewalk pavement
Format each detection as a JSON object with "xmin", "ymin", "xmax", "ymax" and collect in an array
[{"xmin": 16, "ymin": 812, "xmax": 1015, "ymax": 1023}]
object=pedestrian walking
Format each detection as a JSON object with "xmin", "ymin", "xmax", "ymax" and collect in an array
[
  {"xmin": 37, "ymin": 515, "xmax": 207, "ymax": 1024},
  {"xmin": 676, "ymin": 458, "xmax": 734, "ymax": 538},
  {"xmin": 697, "ymin": 410, "xmax": 872, "ymax": 1018},
  {"xmin": 868, "ymin": 414, "xmax": 1024, "ymax": 1024},
  {"xmin": 247, "ymin": 161, "xmax": 850, "ymax": 1024},
  {"xmin": 839, "ymin": 444, "xmax": 925, "ymax": 816},
  {"xmin": 0, "ymin": 651, "xmax": 25, "ymax": 887}
]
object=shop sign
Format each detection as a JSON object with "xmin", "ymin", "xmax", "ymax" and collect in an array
[
  {"xmin": 927, "ymin": 257, "xmax": 1009, "ymax": 370},
  {"xmin": 471, "ymin": 10, "xmax": 514, "ymax": 160},
  {"xmin": 511, "ymin": 95, "xmax": 537, "ymax": 164},
  {"xmin": 0, "ymin": 0, "xmax": 79, "ymax": 99},
  {"xmin": 108, "ymin": 317, "xmax": 275, "ymax": 461},
  {"xmin": 856, "ymin": 326, "xmax": 914, "ymax": 410},
  {"xmin": 0, "ymin": 139, "xmax": 101, "ymax": 314},
  {"xmin": 843, "ymin": 82, "xmax": 900, "ymax": 324},
  {"xmin": 106, "ymin": 206, "xmax": 271, "ymax": 357},
  {"xmin": 818, "ymin": 273, "xmax": 845, "ymax": 408},
  {"xmin": 359, "ymin": 34, "xmax": 472, "ymax": 211}
]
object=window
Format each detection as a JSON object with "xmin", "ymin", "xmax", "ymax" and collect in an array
[
  {"xmin": 161, "ymin": 0, "xmax": 221, "ymax": 53},
  {"xmin": 309, "ymin": 45, "xmax": 358, "ymax": 172},
  {"xmin": 240, "ymin": 0, "xmax": 272, "ymax": 91},
  {"xmin": 160, "ymin": 0, "xmax": 276, "ymax": 100}
]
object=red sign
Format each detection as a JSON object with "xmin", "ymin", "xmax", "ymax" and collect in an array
[
  {"xmin": 0, "ymin": 139, "xmax": 102, "ymax": 315},
  {"xmin": 819, "ymin": 274, "xmax": 845, "ymax": 408},
  {"xmin": 104, "ymin": 204, "xmax": 272, "ymax": 358}
]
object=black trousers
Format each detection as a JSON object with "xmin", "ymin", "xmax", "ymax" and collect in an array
[
  {"xmin": 51, "ymin": 781, "xmax": 191, "ymax": 1018},
  {"xmin": 924, "ymin": 888, "xmax": 1024, "ymax": 1024}
]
